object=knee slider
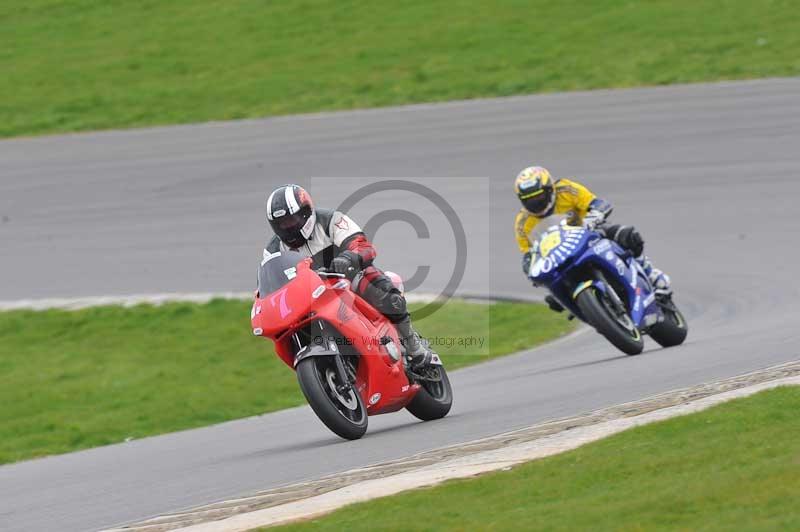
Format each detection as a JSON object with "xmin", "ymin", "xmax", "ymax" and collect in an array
[
  {"xmin": 618, "ymin": 226, "xmax": 644, "ymax": 256},
  {"xmin": 383, "ymin": 291, "xmax": 408, "ymax": 321},
  {"xmin": 360, "ymin": 279, "xmax": 408, "ymax": 322}
]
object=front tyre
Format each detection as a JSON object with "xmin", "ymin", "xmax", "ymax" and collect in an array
[
  {"xmin": 405, "ymin": 366, "xmax": 453, "ymax": 421},
  {"xmin": 296, "ymin": 357, "xmax": 368, "ymax": 440},
  {"xmin": 576, "ymin": 287, "xmax": 644, "ymax": 355},
  {"xmin": 649, "ymin": 297, "xmax": 688, "ymax": 348}
]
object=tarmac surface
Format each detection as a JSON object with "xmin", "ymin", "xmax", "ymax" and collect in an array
[{"xmin": 0, "ymin": 78, "xmax": 798, "ymax": 531}]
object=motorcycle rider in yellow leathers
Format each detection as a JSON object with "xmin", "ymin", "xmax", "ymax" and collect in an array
[{"xmin": 514, "ymin": 166, "xmax": 670, "ymax": 310}]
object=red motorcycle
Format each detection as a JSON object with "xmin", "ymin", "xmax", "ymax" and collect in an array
[{"xmin": 251, "ymin": 250, "xmax": 453, "ymax": 440}]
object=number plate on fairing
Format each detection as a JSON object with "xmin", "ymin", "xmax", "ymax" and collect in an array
[{"xmin": 539, "ymin": 231, "xmax": 562, "ymax": 257}]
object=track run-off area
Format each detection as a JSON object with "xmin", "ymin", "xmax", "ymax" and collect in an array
[{"xmin": 1, "ymin": 78, "xmax": 799, "ymax": 531}]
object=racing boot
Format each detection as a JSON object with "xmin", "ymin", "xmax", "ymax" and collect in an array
[
  {"xmin": 395, "ymin": 317, "xmax": 434, "ymax": 369},
  {"xmin": 637, "ymin": 255, "xmax": 671, "ymax": 294},
  {"xmin": 544, "ymin": 294, "xmax": 565, "ymax": 313}
]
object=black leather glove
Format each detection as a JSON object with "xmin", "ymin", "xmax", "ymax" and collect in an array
[
  {"xmin": 521, "ymin": 251, "xmax": 532, "ymax": 275},
  {"xmin": 583, "ymin": 209, "xmax": 606, "ymax": 230},
  {"xmin": 331, "ymin": 250, "xmax": 360, "ymax": 280}
]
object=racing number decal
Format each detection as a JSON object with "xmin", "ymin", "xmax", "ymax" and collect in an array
[
  {"xmin": 539, "ymin": 231, "xmax": 562, "ymax": 257},
  {"xmin": 270, "ymin": 287, "xmax": 292, "ymax": 319}
]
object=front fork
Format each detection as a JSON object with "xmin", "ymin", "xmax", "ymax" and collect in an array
[
  {"xmin": 292, "ymin": 322, "xmax": 355, "ymax": 394},
  {"xmin": 332, "ymin": 350, "xmax": 354, "ymax": 394},
  {"xmin": 655, "ymin": 292, "xmax": 678, "ymax": 313},
  {"xmin": 593, "ymin": 270, "xmax": 627, "ymax": 315}
]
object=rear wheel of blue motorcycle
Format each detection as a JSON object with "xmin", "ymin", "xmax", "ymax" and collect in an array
[
  {"xmin": 296, "ymin": 357, "xmax": 368, "ymax": 440},
  {"xmin": 576, "ymin": 287, "xmax": 644, "ymax": 355},
  {"xmin": 649, "ymin": 298, "xmax": 688, "ymax": 347}
]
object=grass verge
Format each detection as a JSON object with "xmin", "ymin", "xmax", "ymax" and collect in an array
[
  {"xmin": 273, "ymin": 386, "xmax": 800, "ymax": 532},
  {"xmin": 0, "ymin": 298, "xmax": 572, "ymax": 464},
  {"xmin": 3, "ymin": 1, "xmax": 799, "ymax": 137}
]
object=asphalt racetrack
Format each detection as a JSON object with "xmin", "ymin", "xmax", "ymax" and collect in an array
[{"xmin": 1, "ymin": 78, "xmax": 799, "ymax": 531}]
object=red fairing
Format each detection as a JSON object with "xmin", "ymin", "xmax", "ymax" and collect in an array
[
  {"xmin": 345, "ymin": 234, "xmax": 377, "ymax": 267},
  {"xmin": 251, "ymin": 256, "xmax": 419, "ymax": 416}
]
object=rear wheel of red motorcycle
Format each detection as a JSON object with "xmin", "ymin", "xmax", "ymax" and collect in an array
[
  {"xmin": 296, "ymin": 357, "xmax": 368, "ymax": 440},
  {"xmin": 406, "ymin": 366, "xmax": 453, "ymax": 421}
]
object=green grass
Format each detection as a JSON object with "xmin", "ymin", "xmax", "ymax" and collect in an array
[
  {"xmin": 0, "ymin": 299, "xmax": 572, "ymax": 464},
  {"xmin": 276, "ymin": 386, "xmax": 800, "ymax": 532},
  {"xmin": 2, "ymin": 0, "xmax": 799, "ymax": 137}
]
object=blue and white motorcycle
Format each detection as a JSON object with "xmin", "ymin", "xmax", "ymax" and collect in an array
[{"xmin": 528, "ymin": 215, "xmax": 687, "ymax": 355}]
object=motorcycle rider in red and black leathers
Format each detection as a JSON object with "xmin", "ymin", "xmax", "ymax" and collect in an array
[{"xmin": 263, "ymin": 184, "xmax": 435, "ymax": 369}]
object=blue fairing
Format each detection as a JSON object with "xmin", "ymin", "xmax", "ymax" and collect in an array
[{"xmin": 529, "ymin": 225, "xmax": 660, "ymax": 328}]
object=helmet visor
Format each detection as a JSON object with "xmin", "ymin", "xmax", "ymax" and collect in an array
[
  {"xmin": 520, "ymin": 189, "xmax": 552, "ymax": 215},
  {"xmin": 270, "ymin": 213, "xmax": 307, "ymax": 246}
]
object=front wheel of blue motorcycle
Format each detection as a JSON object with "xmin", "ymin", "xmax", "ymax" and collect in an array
[{"xmin": 576, "ymin": 287, "xmax": 644, "ymax": 355}]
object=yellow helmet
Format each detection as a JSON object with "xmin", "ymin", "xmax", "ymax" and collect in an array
[{"xmin": 515, "ymin": 166, "xmax": 555, "ymax": 216}]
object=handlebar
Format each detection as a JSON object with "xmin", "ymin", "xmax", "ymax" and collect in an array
[{"xmin": 315, "ymin": 268, "xmax": 346, "ymax": 279}]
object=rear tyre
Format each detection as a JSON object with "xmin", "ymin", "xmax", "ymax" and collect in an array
[
  {"xmin": 649, "ymin": 297, "xmax": 688, "ymax": 348},
  {"xmin": 405, "ymin": 366, "xmax": 453, "ymax": 421},
  {"xmin": 296, "ymin": 357, "xmax": 368, "ymax": 440},
  {"xmin": 576, "ymin": 287, "xmax": 644, "ymax": 355}
]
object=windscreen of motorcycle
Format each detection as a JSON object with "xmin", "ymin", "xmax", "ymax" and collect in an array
[
  {"xmin": 530, "ymin": 214, "xmax": 571, "ymax": 253},
  {"xmin": 258, "ymin": 250, "xmax": 305, "ymax": 296},
  {"xmin": 529, "ymin": 214, "xmax": 585, "ymax": 279}
]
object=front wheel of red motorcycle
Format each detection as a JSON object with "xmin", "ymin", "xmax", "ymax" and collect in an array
[{"xmin": 296, "ymin": 356, "xmax": 368, "ymax": 440}]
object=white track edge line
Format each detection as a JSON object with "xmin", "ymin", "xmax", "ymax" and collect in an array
[
  {"xmin": 0, "ymin": 292, "xmax": 542, "ymax": 312},
  {"xmin": 0, "ymin": 292, "xmax": 466, "ymax": 311},
  {"xmin": 131, "ymin": 376, "xmax": 800, "ymax": 532}
]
